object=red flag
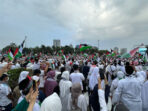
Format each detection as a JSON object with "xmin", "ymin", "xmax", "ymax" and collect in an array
[
  {"xmin": 14, "ymin": 48, "xmax": 19, "ymax": 56},
  {"xmin": 130, "ymin": 47, "xmax": 139, "ymax": 57},
  {"xmin": 106, "ymin": 51, "xmax": 110, "ymax": 55}
]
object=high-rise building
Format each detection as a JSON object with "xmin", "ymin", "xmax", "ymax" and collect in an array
[
  {"xmin": 120, "ymin": 48, "xmax": 127, "ymax": 55},
  {"xmin": 53, "ymin": 39, "xmax": 61, "ymax": 47}
]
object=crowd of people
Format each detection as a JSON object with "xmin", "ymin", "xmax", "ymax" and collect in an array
[{"xmin": 0, "ymin": 53, "xmax": 148, "ymax": 111}]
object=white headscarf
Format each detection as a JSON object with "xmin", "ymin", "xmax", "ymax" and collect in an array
[
  {"xmin": 89, "ymin": 67, "xmax": 99, "ymax": 90},
  {"xmin": 18, "ymin": 71, "xmax": 29, "ymax": 84},
  {"xmin": 41, "ymin": 93, "xmax": 62, "ymax": 111},
  {"xmin": 117, "ymin": 71, "xmax": 124, "ymax": 79},
  {"xmin": 59, "ymin": 71, "xmax": 72, "ymax": 97},
  {"xmin": 61, "ymin": 71, "xmax": 70, "ymax": 80}
]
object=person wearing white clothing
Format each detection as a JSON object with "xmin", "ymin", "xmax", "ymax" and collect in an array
[
  {"xmin": 98, "ymin": 77, "xmax": 107, "ymax": 111},
  {"xmin": 67, "ymin": 83, "xmax": 88, "ymax": 111},
  {"xmin": 141, "ymin": 70, "xmax": 148, "ymax": 111},
  {"xmin": 70, "ymin": 64, "xmax": 84, "ymax": 90},
  {"xmin": 59, "ymin": 71, "xmax": 72, "ymax": 111},
  {"xmin": 110, "ymin": 71, "xmax": 125, "ymax": 97},
  {"xmin": 41, "ymin": 93, "xmax": 62, "ymax": 111},
  {"xmin": 112, "ymin": 65, "xmax": 146, "ymax": 111},
  {"xmin": 89, "ymin": 67, "xmax": 99, "ymax": 91}
]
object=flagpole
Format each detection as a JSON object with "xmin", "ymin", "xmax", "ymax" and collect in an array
[{"xmin": 25, "ymin": 36, "xmax": 27, "ymax": 48}]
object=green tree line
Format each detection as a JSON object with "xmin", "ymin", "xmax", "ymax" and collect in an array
[{"xmin": 1, "ymin": 43, "xmax": 108, "ymax": 55}]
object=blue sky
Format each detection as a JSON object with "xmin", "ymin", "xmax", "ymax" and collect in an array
[{"xmin": 0, "ymin": 0, "xmax": 148, "ymax": 51}]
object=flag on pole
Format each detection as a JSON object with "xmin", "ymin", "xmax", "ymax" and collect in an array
[
  {"xmin": 14, "ymin": 39, "xmax": 26, "ymax": 58},
  {"xmin": 8, "ymin": 48, "xmax": 14, "ymax": 61},
  {"xmin": 121, "ymin": 53, "xmax": 131, "ymax": 58},
  {"xmin": 80, "ymin": 44, "xmax": 92, "ymax": 51},
  {"xmin": 129, "ymin": 47, "xmax": 139, "ymax": 57},
  {"xmin": 106, "ymin": 50, "xmax": 116, "ymax": 57},
  {"xmin": 121, "ymin": 47, "xmax": 139, "ymax": 58}
]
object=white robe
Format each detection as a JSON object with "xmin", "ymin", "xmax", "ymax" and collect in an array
[
  {"xmin": 59, "ymin": 79, "xmax": 72, "ymax": 111},
  {"xmin": 98, "ymin": 89, "xmax": 107, "ymax": 111},
  {"xmin": 112, "ymin": 72, "xmax": 145, "ymax": 111},
  {"xmin": 89, "ymin": 67, "xmax": 99, "ymax": 90},
  {"xmin": 41, "ymin": 93, "xmax": 62, "ymax": 111},
  {"xmin": 67, "ymin": 94, "xmax": 88, "ymax": 111}
]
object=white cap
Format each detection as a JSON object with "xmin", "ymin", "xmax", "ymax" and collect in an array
[
  {"xmin": 32, "ymin": 75, "xmax": 40, "ymax": 82},
  {"xmin": 18, "ymin": 71, "xmax": 29, "ymax": 84}
]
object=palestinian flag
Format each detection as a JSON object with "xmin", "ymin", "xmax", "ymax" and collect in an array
[
  {"xmin": 80, "ymin": 44, "xmax": 92, "ymax": 51},
  {"xmin": 14, "ymin": 39, "xmax": 25, "ymax": 58},
  {"xmin": 8, "ymin": 48, "xmax": 14, "ymax": 61},
  {"xmin": 107, "ymin": 50, "xmax": 116, "ymax": 57},
  {"xmin": 121, "ymin": 47, "xmax": 139, "ymax": 58},
  {"xmin": 129, "ymin": 47, "xmax": 139, "ymax": 57}
]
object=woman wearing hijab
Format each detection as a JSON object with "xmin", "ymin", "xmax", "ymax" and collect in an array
[
  {"xmin": 89, "ymin": 67, "xmax": 99, "ymax": 91},
  {"xmin": 44, "ymin": 70, "xmax": 58, "ymax": 97},
  {"xmin": 68, "ymin": 83, "xmax": 88, "ymax": 111},
  {"xmin": 41, "ymin": 92, "xmax": 62, "ymax": 111},
  {"xmin": 110, "ymin": 71, "xmax": 124, "ymax": 97},
  {"xmin": 59, "ymin": 71, "xmax": 72, "ymax": 111}
]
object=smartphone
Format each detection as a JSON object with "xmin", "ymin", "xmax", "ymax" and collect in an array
[{"xmin": 33, "ymin": 80, "xmax": 36, "ymax": 91}]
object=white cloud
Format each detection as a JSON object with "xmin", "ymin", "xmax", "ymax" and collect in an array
[{"xmin": 0, "ymin": 0, "xmax": 148, "ymax": 50}]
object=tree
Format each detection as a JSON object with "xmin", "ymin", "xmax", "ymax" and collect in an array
[
  {"xmin": 62, "ymin": 46, "xmax": 74, "ymax": 54},
  {"xmin": 23, "ymin": 48, "xmax": 31, "ymax": 55},
  {"xmin": 2, "ymin": 43, "xmax": 17, "ymax": 54}
]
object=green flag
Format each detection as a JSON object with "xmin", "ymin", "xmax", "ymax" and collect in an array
[{"xmin": 80, "ymin": 46, "xmax": 92, "ymax": 51}]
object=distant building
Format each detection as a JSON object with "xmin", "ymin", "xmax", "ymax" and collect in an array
[
  {"xmin": 120, "ymin": 48, "xmax": 127, "ymax": 55},
  {"xmin": 53, "ymin": 40, "xmax": 61, "ymax": 47},
  {"xmin": 114, "ymin": 47, "xmax": 119, "ymax": 53}
]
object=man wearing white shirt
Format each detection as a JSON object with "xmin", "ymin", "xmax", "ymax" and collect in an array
[{"xmin": 70, "ymin": 64, "xmax": 85, "ymax": 90}]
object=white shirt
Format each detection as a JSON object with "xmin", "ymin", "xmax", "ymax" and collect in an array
[
  {"xmin": 98, "ymin": 89, "xmax": 107, "ymax": 111},
  {"xmin": 112, "ymin": 72, "xmax": 145, "ymax": 111},
  {"xmin": 70, "ymin": 72, "xmax": 84, "ymax": 90},
  {"xmin": 0, "ymin": 83, "xmax": 12, "ymax": 106},
  {"xmin": 39, "ymin": 70, "xmax": 45, "ymax": 88}
]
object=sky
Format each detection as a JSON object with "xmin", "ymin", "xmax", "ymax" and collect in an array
[{"xmin": 0, "ymin": 0, "xmax": 148, "ymax": 51}]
